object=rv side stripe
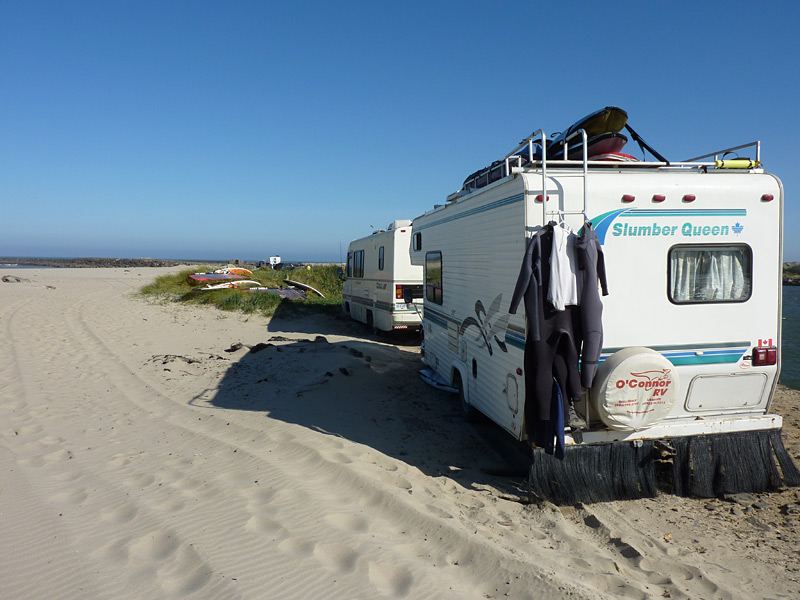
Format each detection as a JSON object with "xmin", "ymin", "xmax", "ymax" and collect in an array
[
  {"xmin": 415, "ymin": 193, "xmax": 525, "ymax": 231},
  {"xmin": 423, "ymin": 309, "xmax": 747, "ymax": 364},
  {"xmin": 344, "ymin": 294, "xmax": 412, "ymax": 314},
  {"xmin": 342, "ymin": 293, "xmax": 374, "ymax": 308},
  {"xmin": 622, "ymin": 209, "xmax": 747, "ymax": 217},
  {"xmin": 599, "ymin": 342, "xmax": 749, "ymax": 366},
  {"xmin": 602, "ymin": 341, "xmax": 750, "ymax": 353},
  {"xmin": 504, "ymin": 332, "xmax": 525, "ymax": 350},
  {"xmin": 666, "ymin": 354, "xmax": 743, "ymax": 366},
  {"xmin": 426, "ymin": 311, "xmax": 449, "ymax": 328}
]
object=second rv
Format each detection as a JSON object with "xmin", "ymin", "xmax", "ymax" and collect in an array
[{"xmin": 343, "ymin": 220, "xmax": 423, "ymax": 332}]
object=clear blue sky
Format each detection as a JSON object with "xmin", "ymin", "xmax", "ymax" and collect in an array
[{"xmin": 1, "ymin": 1, "xmax": 798, "ymax": 261}]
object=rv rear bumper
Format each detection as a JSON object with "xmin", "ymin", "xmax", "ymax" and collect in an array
[
  {"xmin": 392, "ymin": 324, "xmax": 421, "ymax": 331},
  {"xmin": 567, "ymin": 413, "xmax": 782, "ymax": 446}
]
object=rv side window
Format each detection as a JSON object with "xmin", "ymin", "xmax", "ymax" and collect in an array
[
  {"xmin": 668, "ymin": 244, "xmax": 752, "ymax": 304},
  {"xmin": 346, "ymin": 252, "xmax": 352, "ymax": 278},
  {"xmin": 413, "ymin": 232, "xmax": 422, "ymax": 251},
  {"xmin": 425, "ymin": 251, "xmax": 443, "ymax": 304},
  {"xmin": 378, "ymin": 246, "xmax": 384, "ymax": 271},
  {"xmin": 353, "ymin": 250, "xmax": 365, "ymax": 278}
]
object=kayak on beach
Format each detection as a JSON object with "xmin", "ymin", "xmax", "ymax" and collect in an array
[{"xmin": 187, "ymin": 272, "xmax": 247, "ymax": 285}]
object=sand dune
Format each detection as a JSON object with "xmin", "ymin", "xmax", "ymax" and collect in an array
[{"xmin": 1, "ymin": 267, "xmax": 798, "ymax": 599}]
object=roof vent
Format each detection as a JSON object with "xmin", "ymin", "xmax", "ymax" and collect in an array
[{"xmin": 387, "ymin": 219, "xmax": 412, "ymax": 230}]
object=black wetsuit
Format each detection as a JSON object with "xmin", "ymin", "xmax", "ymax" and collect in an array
[{"xmin": 510, "ymin": 224, "xmax": 582, "ymax": 451}]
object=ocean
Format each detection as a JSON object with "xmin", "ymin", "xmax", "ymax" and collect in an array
[
  {"xmin": 782, "ymin": 286, "xmax": 800, "ymax": 389},
  {"xmin": 1, "ymin": 263, "xmax": 51, "ymax": 268}
]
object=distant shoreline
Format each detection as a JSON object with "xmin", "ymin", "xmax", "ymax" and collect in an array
[
  {"xmin": 0, "ymin": 256, "xmax": 343, "ymax": 269},
  {"xmin": 0, "ymin": 257, "xmax": 201, "ymax": 269}
]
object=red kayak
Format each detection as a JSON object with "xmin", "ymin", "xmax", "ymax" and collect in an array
[{"xmin": 187, "ymin": 273, "xmax": 247, "ymax": 285}]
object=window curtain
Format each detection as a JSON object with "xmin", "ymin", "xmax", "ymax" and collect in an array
[{"xmin": 670, "ymin": 247, "xmax": 749, "ymax": 302}]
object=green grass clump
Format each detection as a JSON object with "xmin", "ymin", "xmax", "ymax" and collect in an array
[
  {"xmin": 785, "ymin": 263, "xmax": 800, "ymax": 278},
  {"xmin": 139, "ymin": 264, "xmax": 344, "ymax": 318}
]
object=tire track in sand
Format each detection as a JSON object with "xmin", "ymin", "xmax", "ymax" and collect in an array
[
  {"xmin": 71, "ymin": 280, "xmax": 724, "ymax": 600},
  {"xmin": 2, "ymin": 293, "xmax": 242, "ymax": 599},
  {"xmin": 61, "ymin": 287, "xmax": 604, "ymax": 599}
]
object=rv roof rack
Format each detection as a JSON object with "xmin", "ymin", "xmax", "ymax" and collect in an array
[
  {"xmin": 452, "ymin": 132, "xmax": 763, "ymax": 204},
  {"xmin": 683, "ymin": 140, "xmax": 761, "ymax": 163}
]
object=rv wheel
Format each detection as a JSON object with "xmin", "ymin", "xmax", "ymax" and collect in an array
[{"xmin": 453, "ymin": 371, "xmax": 477, "ymax": 421}]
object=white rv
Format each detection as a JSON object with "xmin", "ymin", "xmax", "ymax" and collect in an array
[
  {"xmin": 343, "ymin": 220, "xmax": 423, "ymax": 332},
  {"xmin": 410, "ymin": 127, "xmax": 795, "ymax": 501}
]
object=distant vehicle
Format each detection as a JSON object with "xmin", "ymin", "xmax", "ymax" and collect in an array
[{"xmin": 343, "ymin": 220, "xmax": 423, "ymax": 332}]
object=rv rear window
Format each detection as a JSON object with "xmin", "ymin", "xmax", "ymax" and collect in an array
[
  {"xmin": 413, "ymin": 232, "xmax": 422, "ymax": 251},
  {"xmin": 425, "ymin": 251, "xmax": 443, "ymax": 304},
  {"xmin": 378, "ymin": 246, "xmax": 385, "ymax": 271},
  {"xmin": 668, "ymin": 244, "xmax": 752, "ymax": 304}
]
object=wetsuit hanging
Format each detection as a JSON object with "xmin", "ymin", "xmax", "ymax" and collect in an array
[
  {"xmin": 575, "ymin": 221, "xmax": 609, "ymax": 389},
  {"xmin": 510, "ymin": 224, "xmax": 582, "ymax": 450}
]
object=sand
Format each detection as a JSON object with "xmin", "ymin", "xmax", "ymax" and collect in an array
[{"xmin": 1, "ymin": 267, "xmax": 799, "ymax": 599}]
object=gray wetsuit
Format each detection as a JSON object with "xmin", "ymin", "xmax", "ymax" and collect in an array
[{"xmin": 575, "ymin": 221, "xmax": 609, "ymax": 389}]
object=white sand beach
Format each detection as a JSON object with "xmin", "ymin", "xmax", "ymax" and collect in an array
[{"xmin": 1, "ymin": 267, "xmax": 799, "ymax": 599}]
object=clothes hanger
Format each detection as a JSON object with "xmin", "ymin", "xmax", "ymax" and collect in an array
[{"xmin": 558, "ymin": 209, "xmax": 572, "ymax": 232}]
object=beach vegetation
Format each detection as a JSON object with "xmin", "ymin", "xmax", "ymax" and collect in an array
[{"xmin": 139, "ymin": 265, "xmax": 344, "ymax": 317}]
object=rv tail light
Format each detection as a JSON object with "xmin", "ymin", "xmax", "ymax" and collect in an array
[
  {"xmin": 535, "ymin": 194, "xmax": 549, "ymax": 203},
  {"xmin": 682, "ymin": 194, "xmax": 696, "ymax": 202},
  {"xmin": 652, "ymin": 194, "xmax": 666, "ymax": 202},
  {"xmin": 395, "ymin": 285, "xmax": 404, "ymax": 300},
  {"xmin": 621, "ymin": 194, "xmax": 635, "ymax": 203},
  {"xmin": 752, "ymin": 346, "xmax": 778, "ymax": 366},
  {"xmin": 761, "ymin": 194, "xmax": 774, "ymax": 202}
]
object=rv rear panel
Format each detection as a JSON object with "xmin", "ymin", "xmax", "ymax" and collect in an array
[
  {"xmin": 344, "ymin": 221, "xmax": 423, "ymax": 332},
  {"xmin": 411, "ymin": 167, "xmax": 783, "ymax": 444}
]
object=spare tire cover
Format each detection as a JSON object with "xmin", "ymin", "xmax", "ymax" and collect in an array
[{"xmin": 590, "ymin": 347, "xmax": 679, "ymax": 431}]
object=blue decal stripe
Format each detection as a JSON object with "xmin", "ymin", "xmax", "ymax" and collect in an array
[
  {"xmin": 602, "ymin": 341, "xmax": 750, "ymax": 353},
  {"xmin": 596, "ymin": 352, "xmax": 744, "ymax": 366},
  {"xmin": 597, "ymin": 349, "xmax": 747, "ymax": 366},
  {"xmin": 660, "ymin": 349, "xmax": 748, "ymax": 358},
  {"xmin": 504, "ymin": 335, "xmax": 525, "ymax": 350},
  {"xmin": 416, "ymin": 193, "xmax": 524, "ymax": 231},
  {"xmin": 591, "ymin": 209, "xmax": 629, "ymax": 244},
  {"xmin": 425, "ymin": 308, "xmax": 459, "ymax": 325},
  {"xmin": 668, "ymin": 354, "xmax": 743, "ymax": 366},
  {"xmin": 596, "ymin": 342, "xmax": 749, "ymax": 366},
  {"xmin": 622, "ymin": 209, "xmax": 747, "ymax": 217},
  {"xmin": 345, "ymin": 295, "xmax": 375, "ymax": 307},
  {"xmin": 426, "ymin": 311, "xmax": 448, "ymax": 328}
]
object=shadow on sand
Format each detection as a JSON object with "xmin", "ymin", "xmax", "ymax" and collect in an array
[
  {"xmin": 195, "ymin": 316, "xmax": 530, "ymax": 497},
  {"xmin": 267, "ymin": 298, "xmax": 422, "ymax": 348}
]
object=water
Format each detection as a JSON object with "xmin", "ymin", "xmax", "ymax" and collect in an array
[
  {"xmin": 1, "ymin": 263, "xmax": 51, "ymax": 269},
  {"xmin": 782, "ymin": 286, "xmax": 800, "ymax": 389}
]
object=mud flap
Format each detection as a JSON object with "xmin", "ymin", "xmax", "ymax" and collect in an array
[{"xmin": 529, "ymin": 429, "xmax": 800, "ymax": 505}]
